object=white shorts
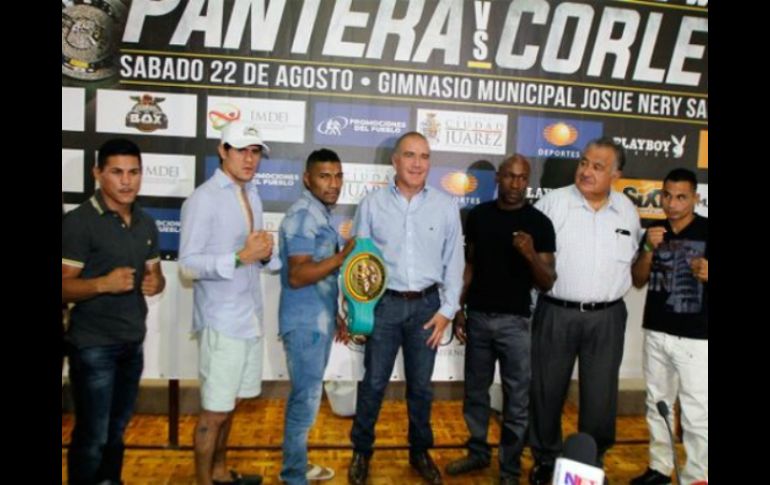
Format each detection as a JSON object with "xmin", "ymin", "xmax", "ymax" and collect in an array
[{"xmin": 198, "ymin": 327, "xmax": 264, "ymax": 412}]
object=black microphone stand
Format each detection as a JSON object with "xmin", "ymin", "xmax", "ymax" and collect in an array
[{"xmin": 657, "ymin": 400, "xmax": 682, "ymax": 485}]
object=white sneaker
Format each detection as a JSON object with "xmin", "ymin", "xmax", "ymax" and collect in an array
[{"xmin": 306, "ymin": 463, "xmax": 335, "ymax": 481}]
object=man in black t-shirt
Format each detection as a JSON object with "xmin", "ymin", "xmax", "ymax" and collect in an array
[
  {"xmin": 62, "ymin": 139, "xmax": 166, "ymax": 485},
  {"xmin": 630, "ymin": 168, "xmax": 708, "ymax": 485},
  {"xmin": 445, "ymin": 155, "xmax": 556, "ymax": 484}
]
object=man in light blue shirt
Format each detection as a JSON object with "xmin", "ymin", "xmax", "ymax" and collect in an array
[
  {"xmin": 278, "ymin": 148, "xmax": 355, "ymax": 485},
  {"xmin": 347, "ymin": 132, "xmax": 464, "ymax": 485},
  {"xmin": 180, "ymin": 120, "xmax": 278, "ymax": 485}
]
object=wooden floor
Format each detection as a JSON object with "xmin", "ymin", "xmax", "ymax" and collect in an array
[{"xmin": 62, "ymin": 398, "xmax": 681, "ymax": 484}]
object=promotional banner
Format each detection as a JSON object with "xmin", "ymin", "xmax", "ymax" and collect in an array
[{"xmin": 62, "ymin": 0, "xmax": 708, "ymax": 379}]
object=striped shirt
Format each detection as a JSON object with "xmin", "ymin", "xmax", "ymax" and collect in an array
[
  {"xmin": 535, "ymin": 184, "xmax": 641, "ymax": 302},
  {"xmin": 179, "ymin": 168, "xmax": 281, "ymax": 339}
]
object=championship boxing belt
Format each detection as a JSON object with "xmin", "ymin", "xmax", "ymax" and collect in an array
[{"xmin": 340, "ymin": 238, "xmax": 387, "ymax": 336}]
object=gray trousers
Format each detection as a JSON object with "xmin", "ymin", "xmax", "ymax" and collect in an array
[
  {"xmin": 463, "ymin": 311, "xmax": 531, "ymax": 478},
  {"xmin": 528, "ymin": 298, "xmax": 627, "ymax": 467}
]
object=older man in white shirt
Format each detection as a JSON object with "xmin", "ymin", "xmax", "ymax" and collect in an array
[{"xmin": 528, "ymin": 137, "xmax": 642, "ymax": 485}]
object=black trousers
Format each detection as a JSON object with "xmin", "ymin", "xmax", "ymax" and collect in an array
[{"xmin": 528, "ymin": 298, "xmax": 627, "ymax": 466}]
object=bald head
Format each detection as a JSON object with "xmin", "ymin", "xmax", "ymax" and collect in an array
[
  {"xmin": 392, "ymin": 131, "xmax": 431, "ymax": 198},
  {"xmin": 394, "ymin": 131, "xmax": 428, "ymax": 154},
  {"xmin": 498, "ymin": 154, "xmax": 531, "ymax": 175},
  {"xmin": 496, "ymin": 154, "xmax": 531, "ymax": 210}
]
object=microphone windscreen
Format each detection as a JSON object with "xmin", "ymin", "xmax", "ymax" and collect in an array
[{"xmin": 562, "ymin": 432, "xmax": 598, "ymax": 466}]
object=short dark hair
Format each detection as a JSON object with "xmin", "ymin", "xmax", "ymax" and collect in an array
[
  {"xmin": 586, "ymin": 136, "xmax": 625, "ymax": 171},
  {"xmin": 663, "ymin": 167, "xmax": 698, "ymax": 191},
  {"xmin": 222, "ymin": 142, "xmax": 264, "ymax": 153},
  {"xmin": 97, "ymin": 138, "xmax": 142, "ymax": 170},
  {"xmin": 306, "ymin": 148, "xmax": 341, "ymax": 170},
  {"xmin": 394, "ymin": 131, "xmax": 428, "ymax": 153},
  {"xmin": 219, "ymin": 142, "xmax": 265, "ymax": 165}
]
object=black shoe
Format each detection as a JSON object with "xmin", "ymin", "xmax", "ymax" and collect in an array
[
  {"xmin": 212, "ymin": 469, "xmax": 263, "ymax": 485},
  {"xmin": 630, "ymin": 468, "xmax": 672, "ymax": 485},
  {"xmin": 528, "ymin": 463, "xmax": 554, "ymax": 485},
  {"xmin": 445, "ymin": 454, "xmax": 490, "ymax": 476},
  {"xmin": 409, "ymin": 451, "xmax": 443, "ymax": 484},
  {"xmin": 348, "ymin": 452, "xmax": 370, "ymax": 485}
]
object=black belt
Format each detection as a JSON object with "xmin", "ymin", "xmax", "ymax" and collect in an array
[
  {"xmin": 542, "ymin": 295, "xmax": 622, "ymax": 312},
  {"xmin": 385, "ymin": 283, "xmax": 439, "ymax": 300}
]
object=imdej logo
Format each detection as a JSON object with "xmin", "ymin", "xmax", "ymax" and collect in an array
[
  {"xmin": 440, "ymin": 172, "xmax": 479, "ymax": 196},
  {"xmin": 208, "ymin": 103, "xmax": 241, "ymax": 131}
]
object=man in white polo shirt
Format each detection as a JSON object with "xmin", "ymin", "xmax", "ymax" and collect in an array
[{"xmin": 528, "ymin": 137, "xmax": 642, "ymax": 484}]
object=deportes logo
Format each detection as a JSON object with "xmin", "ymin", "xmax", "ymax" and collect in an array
[
  {"xmin": 429, "ymin": 168, "xmax": 496, "ymax": 208},
  {"xmin": 543, "ymin": 122, "xmax": 578, "ymax": 147},
  {"xmin": 517, "ymin": 116, "xmax": 602, "ymax": 158},
  {"xmin": 440, "ymin": 172, "xmax": 479, "ymax": 196}
]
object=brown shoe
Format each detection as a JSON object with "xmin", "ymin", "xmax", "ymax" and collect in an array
[
  {"xmin": 445, "ymin": 454, "xmax": 490, "ymax": 476},
  {"xmin": 347, "ymin": 451, "xmax": 370, "ymax": 485},
  {"xmin": 409, "ymin": 451, "xmax": 442, "ymax": 484}
]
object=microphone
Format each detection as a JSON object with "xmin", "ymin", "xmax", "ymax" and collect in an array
[
  {"xmin": 551, "ymin": 432, "xmax": 605, "ymax": 485},
  {"xmin": 656, "ymin": 401, "xmax": 682, "ymax": 485}
]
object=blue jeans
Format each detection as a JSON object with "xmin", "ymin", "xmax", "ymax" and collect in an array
[
  {"xmin": 280, "ymin": 330, "xmax": 333, "ymax": 485},
  {"xmin": 67, "ymin": 342, "xmax": 144, "ymax": 485},
  {"xmin": 350, "ymin": 291, "xmax": 440, "ymax": 457}
]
